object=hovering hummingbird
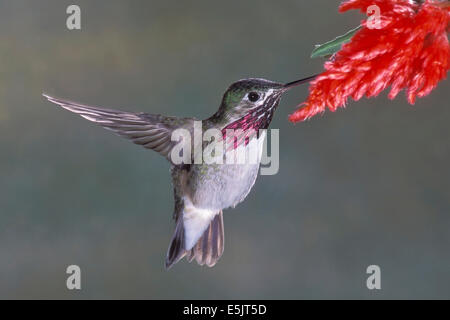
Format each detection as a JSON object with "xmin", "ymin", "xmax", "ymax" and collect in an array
[{"xmin": 43, "ymin": 75, "xmax": 314, "ymax": 269}]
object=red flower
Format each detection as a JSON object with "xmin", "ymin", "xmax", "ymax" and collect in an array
[{"xmin": 289, "ymin": 0, "xmax": 450, "ymax": 123}]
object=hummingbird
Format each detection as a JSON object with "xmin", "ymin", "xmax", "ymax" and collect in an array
[{"xmin": 43, "ymin": 75, "xmax": 314, "ymax": 269}]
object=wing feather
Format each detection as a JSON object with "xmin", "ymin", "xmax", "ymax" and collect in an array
[{"xmin": 43, "ymin": 93, "xmax": 195, "ymax": 164}]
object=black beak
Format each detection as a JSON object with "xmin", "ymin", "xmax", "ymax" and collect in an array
[{"xmin": 283, "ymin": 74, "xmax": 318, "ymax": 90}]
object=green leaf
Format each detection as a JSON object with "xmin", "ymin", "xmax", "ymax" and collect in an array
[{"xmin": 310, "ymin": 25, "xmax": 362, "ymax": 59}]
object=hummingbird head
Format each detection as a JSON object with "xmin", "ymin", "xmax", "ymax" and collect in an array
[{"xmin": 210, "ymin": 76, "xmax": 316, "ymax": 130}]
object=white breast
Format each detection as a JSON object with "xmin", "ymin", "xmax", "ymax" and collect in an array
[{"xmin": 190, "ymin": 131, "xmax": 266, "ymax": 210}]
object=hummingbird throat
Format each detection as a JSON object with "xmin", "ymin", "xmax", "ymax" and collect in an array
[{"xmin": 221, "ymin": 93, "xmax": 281, "ymax": 149}]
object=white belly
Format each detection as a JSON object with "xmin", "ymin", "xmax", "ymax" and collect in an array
[{"xmin": 189, "ymin": 131, "xmax": 266, "ymax": 210}]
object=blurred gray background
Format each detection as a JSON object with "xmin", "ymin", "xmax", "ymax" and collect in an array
[{"xmin": 0, "ymin": 0, "xmax": 449, "ymax": 299}]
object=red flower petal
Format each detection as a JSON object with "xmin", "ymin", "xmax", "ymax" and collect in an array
[{"xmin": 290, "ymin": 0, "xmax": 450, "ymax": 123}]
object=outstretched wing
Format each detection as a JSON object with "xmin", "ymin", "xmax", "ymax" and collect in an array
[{"xmin": 43, "ymin": 94, "xmax": 194, "ymax": 164}]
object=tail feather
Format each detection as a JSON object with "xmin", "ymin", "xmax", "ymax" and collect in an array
[
  {"xmin": 165, "ymin": 219, "xmax": 186, "ymax": 268},
  {"xmin": 188, "ymin": 211, "xmax": 224, "ymax": 266},
  {"xmin": 165, "ymin": 211, "xmax": 224, "ymax": 269}
]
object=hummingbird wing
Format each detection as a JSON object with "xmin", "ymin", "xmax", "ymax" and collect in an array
[{"xmin": 43, "ymin": 94, "xmax": 195, "ymax": 164}]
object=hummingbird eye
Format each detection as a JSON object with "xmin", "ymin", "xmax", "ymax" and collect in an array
[{"xmin": 248, "ymin": 92, "xmax": 260, "ymax": 102}]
